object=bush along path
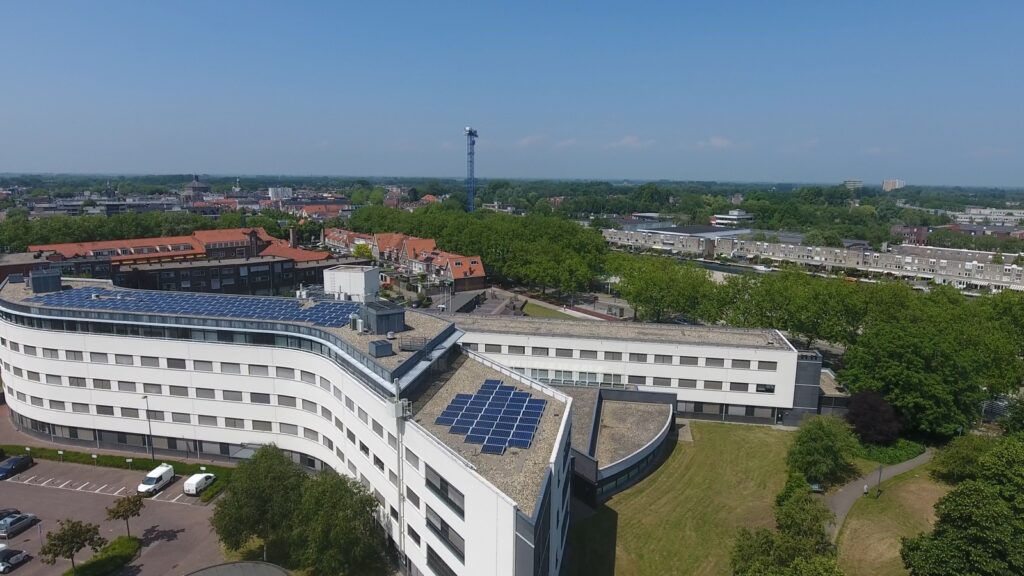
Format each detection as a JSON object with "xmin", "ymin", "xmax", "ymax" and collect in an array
[{"xmin": 824, "ymin": 448, "xmax": 935, "ymax": 540}]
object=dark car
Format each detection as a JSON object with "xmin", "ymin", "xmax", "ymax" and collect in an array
[
  {"xmin": 0, "ymin": 509, "xmax": 18, "ymax": 522},
  {"xmin": 0, "ymin": 548, "xmax": 27, "ymax": 573},
  {"xmin": 0, "ymin": 455, "xmax": 32, "ymax": 480}
]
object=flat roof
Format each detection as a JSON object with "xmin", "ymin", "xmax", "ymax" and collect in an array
[
  {"xmin": 449, "ymin": 314, "xmax": 792, "ymax": 350},
  {"xmin": 557, "ymin": 387, "xmax": 599, "ymax": 456},
  {"xmin": 409, "ymin": 353, "xmax": 567, "ymax": 517},
  {"xmin": 595, "ymin": 400, "xmax": 672, "ymax": 465}
]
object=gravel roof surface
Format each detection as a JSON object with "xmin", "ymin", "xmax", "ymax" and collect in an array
[
  {"xmin": 411, "ymin": 354, "xmax": 567, "ymax": 517},
  {"xmin": 554, "ymin": 386, "xmax": 599, "ymax": 456},
  {"xmin": 595, "ymin": 400, "xmax": 672, "ymax": 466}
]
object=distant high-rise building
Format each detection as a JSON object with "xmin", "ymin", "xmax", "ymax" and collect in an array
[
  {"xmin": 268, "ymin": 187, "xmax": 294, "ymax": 201},
  {"xmin": 843, "ymin": 179, "xmax": 863, "ymax": 191},
  {"xmin": 882, "ymin": 179, "xmax": 906, "ymax": 192}
]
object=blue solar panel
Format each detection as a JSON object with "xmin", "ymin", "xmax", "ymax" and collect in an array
[
  {"xmin": 436, "ymin": 379, "xmax": 547, "ymax": 455},
  {"xmin": 435, "ymin": 416, "xmax": 457, "ymax": 426},
  {"xmin": 26, "ymin": 286, "xmax": 364, "ymax": 328}
]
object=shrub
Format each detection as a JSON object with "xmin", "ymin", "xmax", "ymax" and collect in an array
[
  {"xmin": 855, "ymin": 438, "xmax": 926, "ymax": 465},
  {"xmin": 930, "ymin": 434, "xmax": 999, "ymax": 483},
  {"xmin": 787, "ymin": 416, "xmax": 859, "ymax": 486},
  {"xmin": 61, "ymin": 536, "xmax": 140, "ymax": 576},
  {"xmin": 999, "ymin": 397, "xmax": 1024, "ymax": 435},
  {"xmin": 845, "ymin": 391, "xmax": 901, "ymax": 445}
]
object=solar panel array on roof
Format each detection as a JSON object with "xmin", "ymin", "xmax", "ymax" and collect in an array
[
  {"xmin": 434, "ymin": 379, "xmax": 547, "ymax": 455},
  {"xmin": 25, "ymin": 286, "xmax": 361, "ymax": 328}
]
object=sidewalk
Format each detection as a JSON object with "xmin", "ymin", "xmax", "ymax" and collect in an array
[{"xmin": 824, "ymin": 448, "xmax": 934, "ymax": 540}]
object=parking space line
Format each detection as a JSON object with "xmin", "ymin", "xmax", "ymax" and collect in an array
[
  {"xmin": 59, "ymin": 480, "xmax": 71, "ymax": 488},
  {"xmin": 76, "ymin": 482, "xmax": 91, "ymax": 490},
  {"xmin": 95, "ymin": 484, "xmax": 108, "ymax": 493},
  {"xmin": 172, "ymin": 494, "xmax": 183, "ymax": 502},
  {"xmin": 114, "ymin": 487, "xmax": 125, "ymax": 495},
  {"xmin": 40, "ymin": 478, "xmax": 52, "ymax": 486},
  {"xmin": 24, "ymin": 476, "xmax": 35, "ymax": 483}
]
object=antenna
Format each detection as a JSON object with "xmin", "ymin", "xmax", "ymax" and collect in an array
[{"xmin": 465, "ymin": 127, "xmax": 478, "ymax": 212}]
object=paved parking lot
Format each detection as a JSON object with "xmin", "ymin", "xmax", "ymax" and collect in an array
[{"xmin": 0, "ymin": 460, "xmax": 223, "ymax": 575}]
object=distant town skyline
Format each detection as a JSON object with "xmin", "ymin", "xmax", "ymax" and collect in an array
[{"xmin": 1, "ymin": 2, "xmax": 1021, "ymax": 187}]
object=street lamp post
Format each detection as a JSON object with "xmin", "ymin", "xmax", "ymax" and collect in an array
[{"xmin": 141, "ymin": 395, "xmax": 155, "ymax": 460}]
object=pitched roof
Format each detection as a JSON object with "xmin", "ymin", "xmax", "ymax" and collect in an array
[
  {"xmin": 30, "ymin": 235, "xmax": 202, "ymax": 259},
  {"xmin": 259, "ymin": 239, "xmax": 332, "ymax": 262},
  {"xmin": 403, "ymin": 237, "xmax": 437, "ymax": 260},
  {"xmin": 435, "ymin": 251, "xmax": 486, "ymax": 279},
  {"xmin": 374, "ymin": 232, "xmax": 407, "ymax": 254}
]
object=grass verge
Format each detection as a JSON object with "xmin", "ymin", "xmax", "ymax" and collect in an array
[
  {"xmin": 837, "ymin": 464, "xmax": 950, "ymax": 576},
  {"xmin": 0, "ymin": 444, "xmax": 231, "ymax": 502},
  {"xmin": 62, "ymin": 536, "xmax": 140, "ymax": 576},
  {"xmin": 567, "ymin": 421, "xmax": 793, "ymax": 576},
  {"xmin": 522, "ymin": 301, "xmax": 574, "ymax": 319}
]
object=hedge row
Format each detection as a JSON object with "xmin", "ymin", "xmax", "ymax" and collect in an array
[
  {"xmin": 62, "ymin": 536, "xmax": 140, "ymax": 576},
  {"xmin": 855, "ymin": 438, "xmax": 927, "ymax": 465},
  {"xmin": 0, "ymin": 444, "xmax": 231, "ymax": 503}
]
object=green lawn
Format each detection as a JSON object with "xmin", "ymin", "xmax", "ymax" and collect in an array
[
  {"xmin": 837, "ymin": 464, "xmax": 950, "ymax": 576},
  {"xmin": 522, "ymin": 301, "xmax": 575, "ymax": 319},
  {"xmin": 567, "ymin": 421, "xmax": 793, "ymax": 576}
]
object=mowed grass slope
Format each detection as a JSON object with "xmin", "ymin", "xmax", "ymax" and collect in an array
[
  {"xmin": 522, "ymin": 301, "xmax": 575, "ymax": 319},
  {"xmin": 837, "ymin": 465, "xmax": 950, "ymax": 576},
  {"xmin": 568, "ymin": 421, "xmax": 792, "ymax": 576}
]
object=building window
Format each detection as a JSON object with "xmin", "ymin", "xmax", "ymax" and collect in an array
[
  {"xmin": 96, "ymin": 405, "xmax": 115, "ymax": 416},
  {"xmin": 89, "ymin": 352, "xmax": 108, "ymax": 364},
  {"xmin": 26, "ymin": 371, "xmax": 39, "ymax": 382},
  {"xmin": 484, "ymin": 344, "xmax": 502, "ymax": 353},
  {"xmin": 29, "ymin": 396, "xmax": 42, "ymax": 406},
  {"xmin": 627, "ymin": 375, "xmax": 646, "ymax": 385},
  {"xmin": 758, "ymin": 361, "xmax": 778, "ymax": 371},
  {"xmin": 198, "ymin": 415, "xmax": 218, "ymax": 426},
  {"xmin": 406, "ymin": 487, "xmax": 420, "ymax": 508},
  {"xmin": 424, "ymin": 464, "xmax": 465, "ymax": 518},
  {"xmin": 388, "ymin": 432, "xmax": 397, "ymax": 450},
  {"xmin": 276, "ymin": 367, "xmax": 295, "ymax": 379},
  {"xmin": 120, "ymin": 407, "xmax": 139, "ymax": 418},
  {"xmin": 146, "ymin": 410, "xmax": 165, "ymax": 421},
  {"xmin": 678, "ymin": 379, "xmax": 698, "ymax": 388},
  {"xmin": 42, "ymin": 348, "xmax": 59, "ymax": 359},
  {"xmin": 278, "ymin": 395, "xmax": 296, "ymax": 407},
  {"xmin": 193, "ymin": 360, "xmax": 213, "ymax": 372},
  {"xmin": 45, "ymin": 374, "xmax": 61, "ymax": 385},
  {"xmin": 531, "ymin": 347, "xmax": 549, "ymax": 357},
  {"xmin": 7, "ymin": 342, "xmax": 18, "ymax": 352},
  {"xmin": 114, "ymin": 354, "xmax": 133, "ymax": 366},
  {"xmin": 195, "ymin": 388, "xmax": 215, "ymax": 399},
  {"xmin": 732, "ymin": 359, "xmax": 751, "ymax": 369},
  {"xmin": 169, "ymin": 386, "xmax": 188, "ymax": 397},
  {"xmin": 629, "ymin": 353, "xmax": 648, "ymax": 363},
  {"xmin": 248, "ymin": 364, "xmax": 269, "ymax": 376},
  {"xmin": 250, "ymin": 393, "xmax": 271, "ymax": 404},
  {"xmin": 276, "ymin": 423, "xmax": 296, "ymax": 435},
  {"xmin": 427, "ymin": 546, "xmax": 458, "ymax": 576},
  {"xmin": 72, "ymin": 403, "xmax": 89, "ymax": 414},
  {"xmin": 652, "ymin": 377, "xmax": 671, "ymax": 387},
  {"xmin": 426, "ymin": 507, "xmax": 465, "ymax": 562},
  {"xmin": 405, "ymin": 448, "xmax": 420, "ymax": 469},
  {"xmin": 87, "ymin": 378, "xmax": 105, "ymax": 389},
  {"xmin": 345, "ymin": 397, "xmax": 355, "ymax": 411},
  {"xmin": 302, "ymin": 399, "xmax": 317, "ymax": 413},
  {"xmin": 225, "ymin": 418, "xmax": 244, "ymax": 429},
  {"xmin": 730, "ymin": 382, "xmax": 749, "ymax": 392},
  {"xmin": 321, "ymin": 406, "xmax": 333, "ymax": 421},
  {"xmin": 300, "ymin": 370, "xmax": 316, "ymax": 384},
  {"xmin": 166, "ymin": 358, "xmax": 187, "ymax": 370},
  {"xmin": 49, "ymin": 400, "xmax": 66, "ymax": 410},
  {"xmin": 654, "ymin": 355, "xmax": 672, "ymax": 364},
  {"xmin": 579, "ymin": 349, "xmax": 598, "ymax": 359},
  {"xmin": 117, "ymin": 381, "xmax": 137, "ymax": 392},
  {"xmin": 252, "ymin": 420, "xmax": 272, "ymax": 432},
  {"xmin": 171, "ymin": 412, "xmax": 191, "ymax": 424},
  {"xmin": 555, "ymin": 348, "xmax": 573, "ymax": 358},
  {"xmin": 373, "ymin": 455, "xmax": 384, "ymax": 472},
  {"xmin": 222, "ymin": 390, "xmax": 243, "ymax": 402},
  {"xmin": 217, "ymin": 362, "xmax": 240, "ymax": 374},
  {"xmin": 319, "ymin": 377, "xmax": 331, "ymax": 391},
  {"xmin": 372, "ymin": 420, "xmax": 383, "ymax": 437},
  {"xmin": 462, "ymin": 343, "xmax": 477, "ymax": 352},
  {"xmin": 507, "ymin": 345, "xmax": 525, "ymax": 355},
  {"xmin": 65, "ymin": 350, "xmax": 83, "ymax": 361},
  {"xmin": 679, "ymin": 356, "xmax": 698, "ymax": 366},
  {"xmin": 703, "ymin": 380, "xmax": 723, "ymax": 390},
  {"xmin": 409, "ymin": 526, "xmax": 421, "ymax": 546},
  {"xmin": 755, "ymin": 384, "xmax": 776, "ymax": 394},
  {"xmin": 22, "ymin": 345, "xmax": 36, "ymax": 356},
  {"xmin": 143, "ymin": 383, "xmax": 162, "ymax": 394},
  {"xmin": 358, "ymin": 408, "xmax": 368, "ymax": 424},
  {"xmin": 705, "ymin": 358, "xmax": 725, "ymax": 368},
  {"xmin": 140, "ymin": 356, "xmax": 159, "ymax": 367}
]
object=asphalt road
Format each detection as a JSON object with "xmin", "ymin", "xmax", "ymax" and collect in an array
[{"xmin": 0, "ymin": 460, "xmax": 223, "ymax": 575}]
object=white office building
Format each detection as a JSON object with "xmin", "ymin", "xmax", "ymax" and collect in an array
[{"xmin": 0, "ymin": 273, "xmax": 572, "ymax": 576}]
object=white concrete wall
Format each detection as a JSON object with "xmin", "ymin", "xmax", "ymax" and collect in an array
[{"xmin": 324, "ymin": 266, "xmax": 379, "ymax": 302}]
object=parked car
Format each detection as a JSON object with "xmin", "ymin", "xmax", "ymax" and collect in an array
[
  {"xmin": 0, "ymin": 548, "xmax": 27, "ymax": 573},
  {"xmin": 0, "ymin": 511, "xmax": 17, "ymax": 523},
  {"xmin": 137, "ymin": 463, "xmax": 174, "ymax": 496},
  {"xmin": 0, "ymin": 456, "xmax": 32, "ymax": 480},
  {"xmin": 0, "ymin": 515, "xmax": 36, "ymax": 538},
  {"xmin": 183, "ymin": 473, "xmax": 216, "ymax": 496}
]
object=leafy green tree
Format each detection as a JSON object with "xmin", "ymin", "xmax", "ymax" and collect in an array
[
  {"xmin": 352, "ymin": 243, "xmax": 373, "ymax": 260},
  {"xmin": 931, "ymin": 434, "xmax": 1000, "ymax": 484},
  {"xmin": 900, "ymin": 480, "xmax": 1023, "ymax": 576},
  {"xmin": 291, "ymin": 472, "xmax": 388, "ymax": 576},
  {"xmin": 106, "ymin": 493, "xmax": 145, "ymax": 538},
  {"xmin": 976, "ymin": 434, "xmax": 1024, "ymax": 513},
  {"xmin": 998, "ymin": 398, "xmax": 1024, "ymax": 435},
  {"xmin": 212, "ymin": 444, "xmax": 305, "ymax": 561},
  {"xmin": 787, "ymin": 416, "xmax": 858, "ymax": 485},
  {"xmin": 39, "ymin": 519, "xmax": 108, "ymax": 575}
]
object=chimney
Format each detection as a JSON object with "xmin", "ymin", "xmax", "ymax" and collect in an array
[{"xmin": 289, "ymin": 227, "xmax": 297, "ymax": 248}]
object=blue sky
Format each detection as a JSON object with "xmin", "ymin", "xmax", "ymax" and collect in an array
[{"xmin": 1, "ymin": 1, "xmax": 1021, "ymax": 186}]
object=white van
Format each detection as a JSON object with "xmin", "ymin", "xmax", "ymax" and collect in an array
[
  {"xmin": 183, "ymin": 473, "xmax": 216, "ymax": 496},
  {"xmin": 137, "ymin": 463, "xmax": 174, "ymax": 495}
]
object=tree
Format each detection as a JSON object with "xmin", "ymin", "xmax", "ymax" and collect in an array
[
  {"xmin": 900, "ymin": 480, "xmax": 1023, "ymax": 576},
  {"xmin": 930, "ymin": 434, "xmax": 999, "ymax": 484},
  {"xmin": 291, "ymin": 472, "xmax": 389, "ymax": 576},
  {"xmin": 787, "ymin": 416, "xmax": 858, "ymax": 485},
  {"xmin": 845, "ymin": 391, "xmax": 900, "ymax": 446},
  {"xmin": 352, "ymin": 243, "xmax": 373, "ymax": 260},
  {"xmin": 106, "ymin": 493, "xmax": 145, "ymax": 538},
  {"xmin": 976, "ymin": 434, "xmax": 1024, "ymax": 512},
  {"xmin": 212, "ymin": 445, "xmax": 305, "ymax": 561},
  {"xmin": 998, "ymin": 397, "xmax": 1024, "ymax": 435},
  {"xmin": 39, "ymin": 519, "xmax": 108, "ymax": 574}
]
